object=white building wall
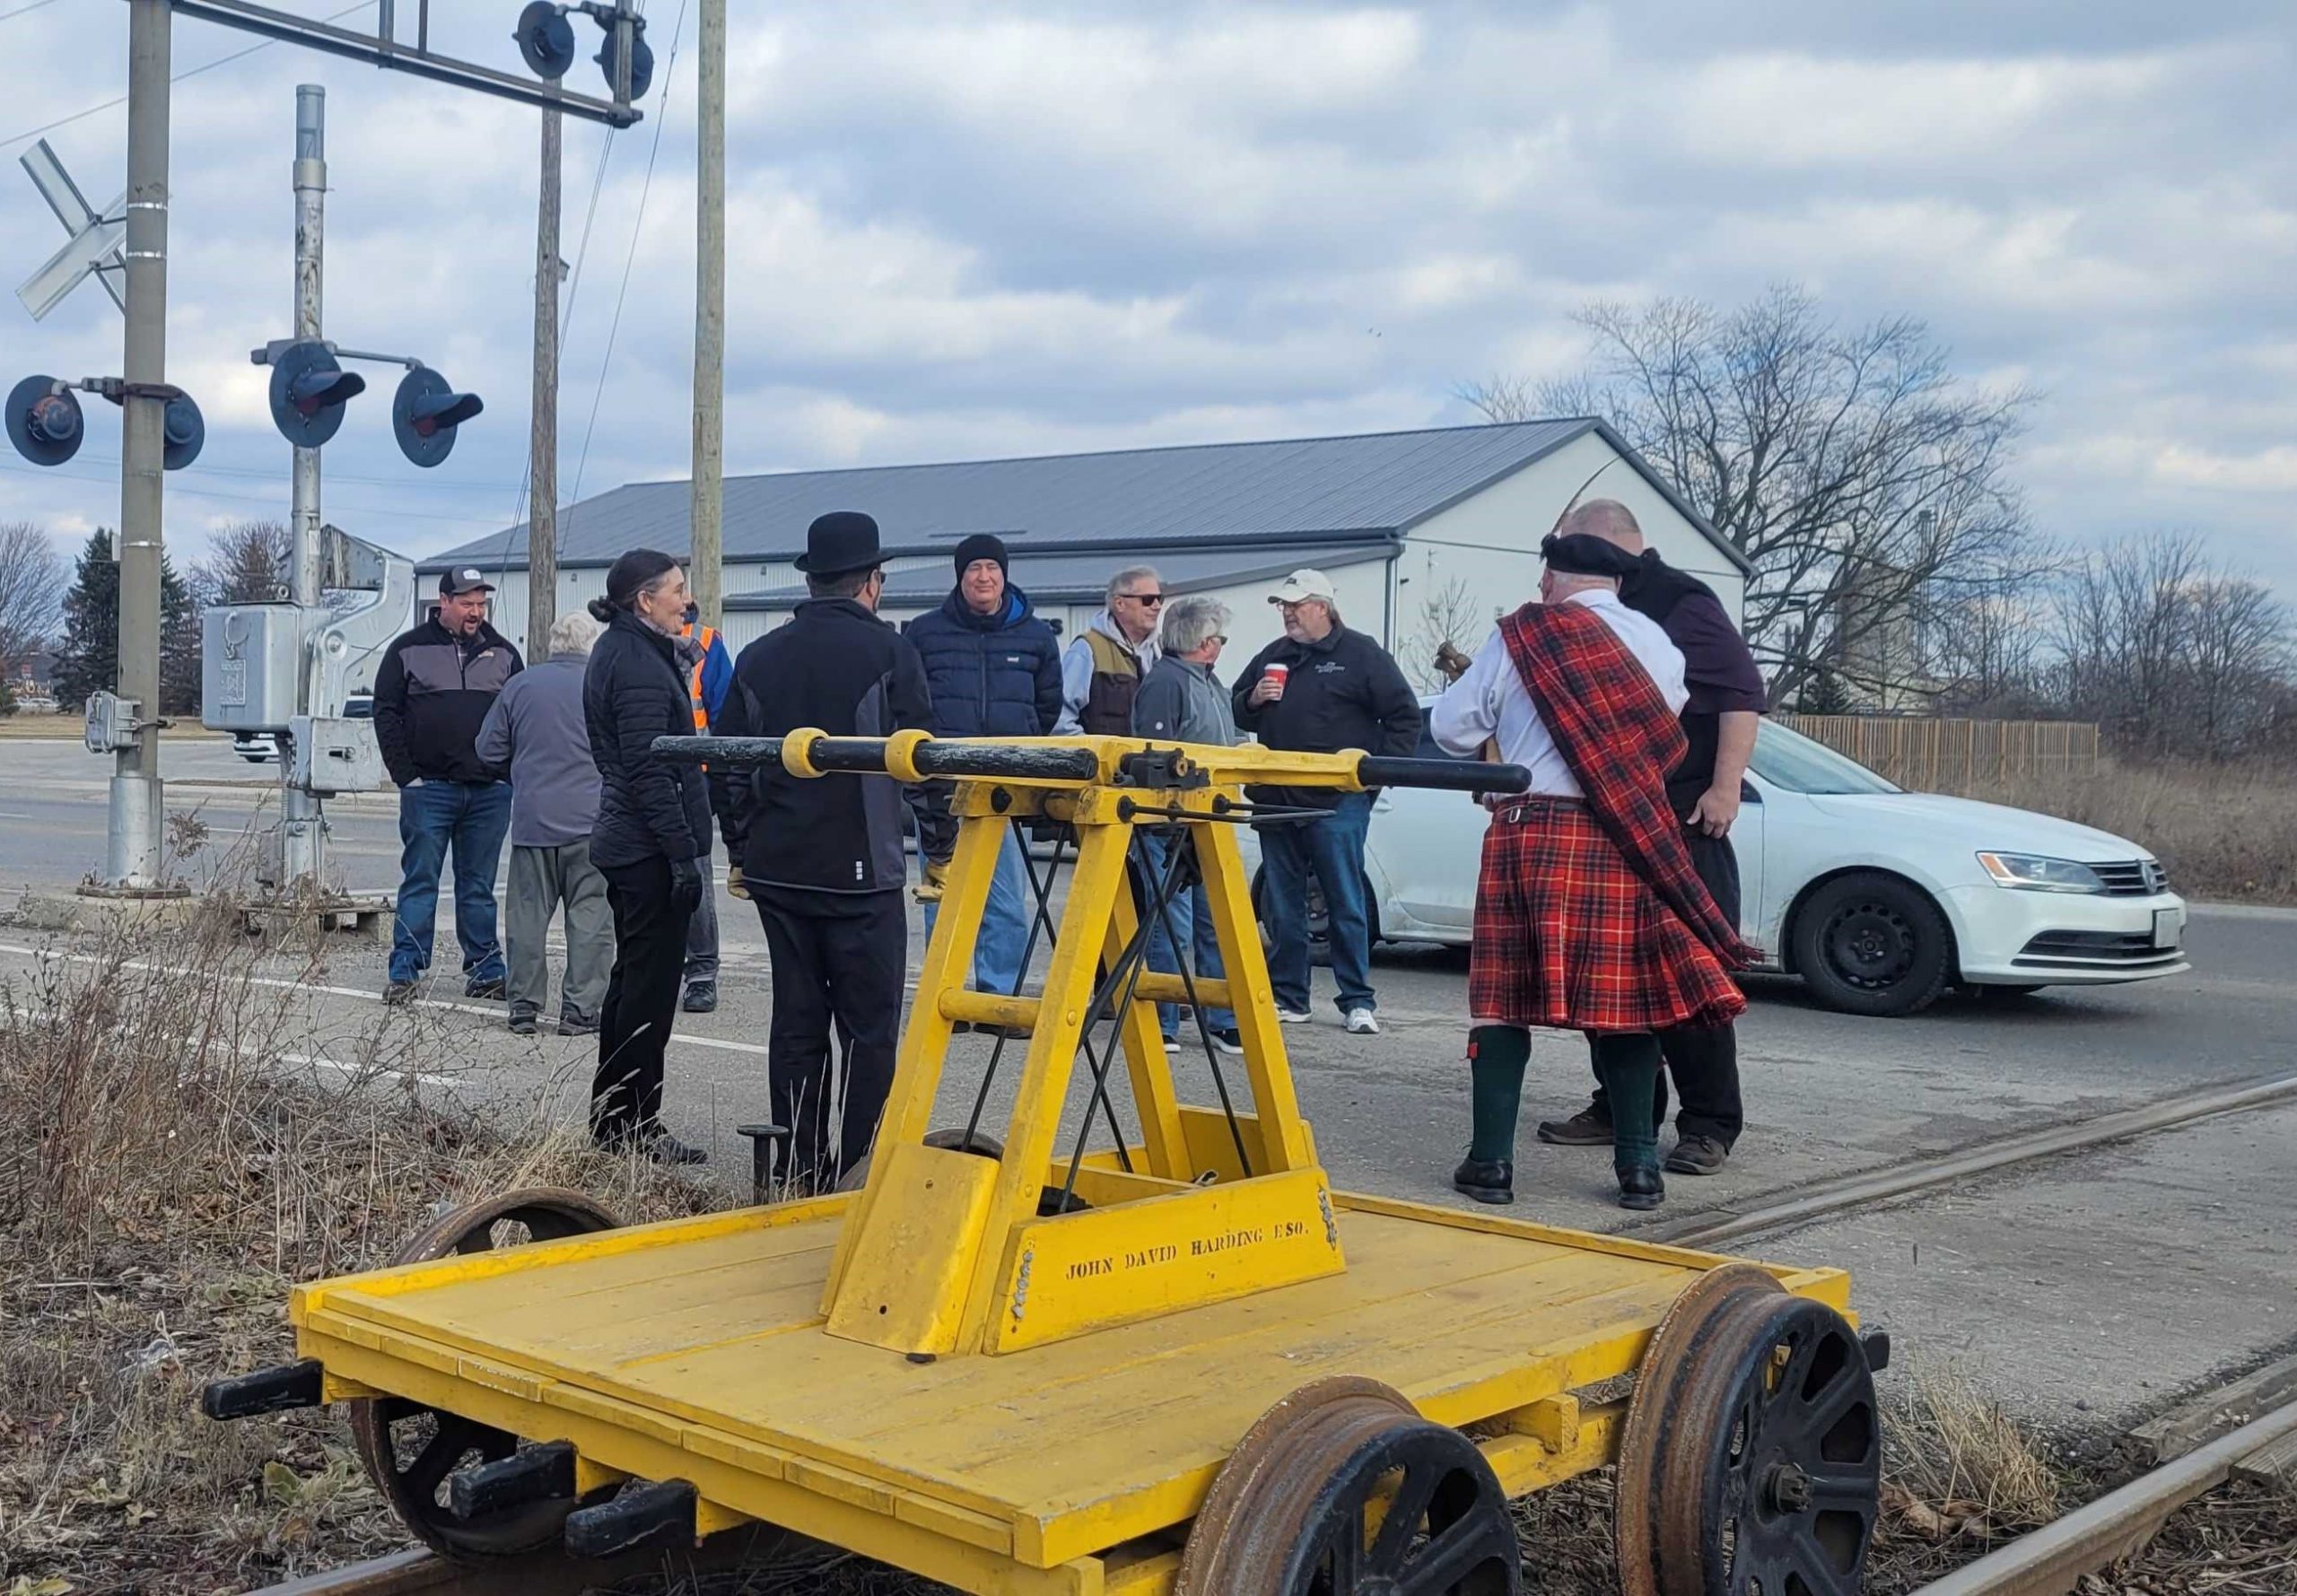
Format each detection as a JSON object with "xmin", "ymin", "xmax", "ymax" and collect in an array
[{"xmin": 1396, "ymin": 432, "xmax": 1744, "ymax": 687}]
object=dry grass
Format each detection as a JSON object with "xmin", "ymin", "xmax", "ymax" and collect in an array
[
  {"xmin": 1959, "ymin": 759, "xmax": 2297, "ymax": 904},
  {"xmin": 0, "ymin": 891, "xmax": 736, "ymax": 1593}
]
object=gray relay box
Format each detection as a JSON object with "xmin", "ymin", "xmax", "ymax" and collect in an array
[{"xmin": 202, "ymin": 604, "xmax": 303, "ymax": 733}]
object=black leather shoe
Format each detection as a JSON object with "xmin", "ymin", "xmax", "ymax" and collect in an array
[
  {"xmin": 1451, "ymin": 1156, "xmax": 1515, "ymax": 1205},
  {"xmin": 1616, "ymin": 1165, "xmax": 1665, "ymax": 1211},
  {"xmin": 508, "ymin": 1009, "xmax": 537, "ymax": 1037},
  {"xmin": 559, "ymin": 1014, "xmax": 599, "ymax": 1037},
  {"xmin": 1665, "ymin": 1134, "xmax": 1729, "ymax": 1176},
  {"xmin": 682, "ymin": 981, "xmax": 718, "ymax": 1014},
  {"xmin": 1536, "ymin": 1107, "xmax": 1613, "ymax": 1147},
  {"xmin": 638, "ymin": 1128, "xmax": 708, "ymax": 1166},
  {"xmin": 465, "ymin": 976, "xmax": 508, "ymax": 1000}
]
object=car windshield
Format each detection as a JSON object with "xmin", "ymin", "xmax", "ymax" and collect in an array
[{"xmin": 1751, "ymin": 722, "xmax": 1900, "ymax": 795}]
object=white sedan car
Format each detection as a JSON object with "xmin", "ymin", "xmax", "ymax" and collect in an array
[{"xmin": 1250, "ymin": 714, "xmax": 2188, "ymax": 1017}]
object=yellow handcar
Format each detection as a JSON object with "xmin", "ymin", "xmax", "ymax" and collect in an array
[{"xmin": 205, "ymin": 731, "xmax": 1887, "ymax": 1596}]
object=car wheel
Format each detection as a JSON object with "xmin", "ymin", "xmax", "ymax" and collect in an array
[{"xmin": 1790, "ymin": 871, "xmax": 1952, "ymax": 1017}]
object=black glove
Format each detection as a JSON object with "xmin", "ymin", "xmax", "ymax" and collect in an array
[{"xmin": 669, "ymin": 857, "xmax": 705, "ymax": 915}]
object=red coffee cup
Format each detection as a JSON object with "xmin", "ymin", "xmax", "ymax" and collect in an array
[{"xmin": 1263, "ymin": 663, "xmax": 1290, "ymax": 696}]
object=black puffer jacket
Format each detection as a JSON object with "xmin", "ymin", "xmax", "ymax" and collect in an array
[{"xmin": 584, "ymin": 609, "xmax": 710, "ymax": 870}]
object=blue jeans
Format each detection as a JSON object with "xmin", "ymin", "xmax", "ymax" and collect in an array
[
  {"xmin": 1259, "ymin": 792, "xmax": 1376, "ymax": 1016},
  {"xmin": 922, "ymin": 826, "xmax": 1033, "ymax": 997},
  {"xmin": 391, "ymin": 781, "xmax": 512, "ymax": 986},
  {"xmin": 1140, "ymin": 832, "xmax": 1236, "ymax": 1038}
]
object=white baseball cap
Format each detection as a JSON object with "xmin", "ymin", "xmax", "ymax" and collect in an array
[{"xmin": 1267, "ymin": 568, "xmax": 1336, "ymax": 606}]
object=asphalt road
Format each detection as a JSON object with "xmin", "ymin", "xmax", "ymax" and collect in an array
[{"xmin": 4, "ymin": 733, "xmax": 2293, "ymax": 1427}]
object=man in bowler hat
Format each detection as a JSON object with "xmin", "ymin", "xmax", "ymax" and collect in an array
[{"xmin": 709, "ymin": 512, "xmax": 931, "ymax": 1189}]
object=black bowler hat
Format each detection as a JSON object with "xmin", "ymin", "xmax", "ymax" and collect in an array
[{"xmin": 797, "ymin": 510, "xmax": 883, "ymax": 576}]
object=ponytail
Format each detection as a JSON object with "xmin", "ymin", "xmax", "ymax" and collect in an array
[
  {"xmin": 586, "ymin": 596, "xmax": 616, "ymax": 623},
  {"xmin": 593, "ymin": 547, "xmax": 678, "ymax": 625}
]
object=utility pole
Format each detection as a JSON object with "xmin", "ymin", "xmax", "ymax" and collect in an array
[
  {"xmin": 690, "ymin": 0, "xmax": 725, "ymax": 626},
  {"xmin": 528, "ymin": 108, "xmax": 561, "ymax": 660},
  {"xmin": 280, "ymin": 83, "xmax": 328, "ymax": 888},
  {"xmin": 109, "ymin": 0, "xmax": 172, "ymax": 891}
]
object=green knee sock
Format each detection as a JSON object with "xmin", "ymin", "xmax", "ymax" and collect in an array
[
  {"xmin": 1468, "ymin": 1025, "xmax": 1531, "ymax": 1163},
  {"xmin": 1591, "ymin": 1033, "xmax": 1663, "ymax": 1173}
]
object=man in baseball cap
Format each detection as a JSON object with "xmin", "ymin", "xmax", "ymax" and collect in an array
[{"xmin": 371, "ymin": 565, "xmax": 524, "ymax": 1005}]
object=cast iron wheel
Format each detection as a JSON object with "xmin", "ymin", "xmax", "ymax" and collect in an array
[
  {"xmin": 1791, "ymin": 872, "xmax": 1952, "ymax": 1018},
  {"xmin": 1618, "ymin": 1269, "xmax": 1882, "ymax": 1596},
  {"xmin": 1177, "ymin": 1375, "xmax": 1519, "ymax": 1596},
  {"xmin": 348, "ymin": 1188, "xmax": 621, "ymax": 1560}
]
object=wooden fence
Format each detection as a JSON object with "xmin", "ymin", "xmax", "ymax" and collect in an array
[{"xmin": 1777, "ymin": 716, "xmax": 2100, "ymax": 791}]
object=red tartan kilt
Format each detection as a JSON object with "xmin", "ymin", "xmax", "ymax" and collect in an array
[{"xmin": 1470, "ymin": 805, "xmax": 1746, "ymax": 1033}]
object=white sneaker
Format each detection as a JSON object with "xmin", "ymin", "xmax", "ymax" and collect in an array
[
  {"xmin": 1345, "ymin": 1007, "xmax": 1380, "ymax": 1035},
  {"xmin": 1277, "ymin": 1007, "xmax": 1312, "ymax": 1025}
]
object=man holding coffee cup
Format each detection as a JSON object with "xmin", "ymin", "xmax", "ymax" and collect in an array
[{"xmin": 1231, "ymin": 569, "xmax": 1422, "ymax": 1035}]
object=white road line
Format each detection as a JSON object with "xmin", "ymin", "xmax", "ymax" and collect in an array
[
  {"xmin": 0, "ymin": 941, "xmax": 773, "ymax": 1058},
  {"xmin": 4, "ymin": 1003, "xmax": 462, "ymax": 1087}
]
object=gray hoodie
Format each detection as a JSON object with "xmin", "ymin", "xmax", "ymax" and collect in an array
[{"xmin": 475, "ymin": 652, "xmax": 603, "ymax": 847}]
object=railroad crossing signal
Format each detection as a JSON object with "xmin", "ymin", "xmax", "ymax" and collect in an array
[
  {"xmin": 15, "ymin": 140, "xmax": 127, "ymax": 321},
  {"xmin": 592, "ymin": 12, "xmax": 652, "ymax": 100},
  {"xmin": 391, "ymin": 366, "xmax": 485, "ymax": 467},
  {"xmin": 266, "ymin": 339, "xmax": 367, "ymax": 449},
  {"xmin": 515, "ymin": 1, "xmax": 578, "ymax": 78},
  {"xmin": 4, "ymin": 373, "xmax": 205, "ymax": 470}
]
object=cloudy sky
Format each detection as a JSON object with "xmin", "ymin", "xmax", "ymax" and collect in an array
[{"xmin": 3, "ymin": 1, "xmax": 2293, "ymax": 591}]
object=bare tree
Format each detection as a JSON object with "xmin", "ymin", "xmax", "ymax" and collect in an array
[
  {"xmin": 193, "ymin": 519, "xmax": 291, "ymax": 607},
  {"xmin": 1404, "ymin": 575, "xmax": 1496, "ymax": 691},
  {"xmin": 0, "ymin": 520, "xmax": 64, "ymax": 685},
  {"xmin": 1465, "ymin": 286, "xmax": 2040, "ymax": 702}
]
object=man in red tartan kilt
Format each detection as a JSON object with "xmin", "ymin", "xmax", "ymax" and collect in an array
[{"xmin": 1432, "ymin": 533, "xmax": 1760, "ymax": 1209}]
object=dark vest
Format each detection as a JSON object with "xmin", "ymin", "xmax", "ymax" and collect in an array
[{"xmin": 1081, "ymin": 628, "xmax": 1147, "ymax": 736}]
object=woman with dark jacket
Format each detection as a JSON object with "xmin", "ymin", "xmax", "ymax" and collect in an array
[{"xmin": 582, "ymin": 548, "xmax": 712, "ymax": 1164}]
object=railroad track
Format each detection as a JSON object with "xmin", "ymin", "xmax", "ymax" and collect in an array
[{"xmin": 244, "ymin": 1070, "xmax": 2297, "ymax": 1596}]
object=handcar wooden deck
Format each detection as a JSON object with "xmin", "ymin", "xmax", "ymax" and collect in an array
[{"xmin": 208, "ymin": 732, "xmax": 1888, "ymax": 1596}]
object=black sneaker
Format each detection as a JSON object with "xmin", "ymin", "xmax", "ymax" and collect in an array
[
  {"xmin": 682, "ymin": 981, "xmax": 718, "ymax": 1015},
  {"xmin": 382, "ymin": 980, "xmax": 418, "ymax": 1007},
  {"xmin": 1535, "ymin": 1107, "xmax": 1614, "ymax": 1147},
  {"xmin": 559, "ymin": 1014, "xmax": 599, "ymax": 1037},
  {"xmin": 1452, "ymin": 1156, "xmax": 1514, "ymax": 1206},
  {"xmin": 638, "ymin": 1128, "xmax": 708, "ymax": 1166},
  {"xmin": 465, "ymin": 976, "xmax": 508, "ymax": 1000},
  {"xmin": 1665, "ymin": 1135, "xmax": 1729, "ymax": 1176},
  {"xmin": 508, "ymin": 1010, "xmax": 537, "ymax": 1037},
  {"xmin": 1211, "ymin": 1027, "xmax": 1245, "ymax": 1056},
  {"xmin": 1616, "ymin": 1165, "xmax": 1665, "ymax": 1211}
]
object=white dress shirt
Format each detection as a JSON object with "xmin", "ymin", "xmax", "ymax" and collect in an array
[{"xmin": 1431, "ymin": 590, "xmax": 1689, "ymax": 799}]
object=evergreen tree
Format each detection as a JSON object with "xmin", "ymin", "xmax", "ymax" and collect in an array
[
  {"xmin": 53, "ymin": 528, "xmax": 202, "ymax": 715},
  {"xmin": 53, "ymin": 529, "xmax": 118, "ymax": 711}
]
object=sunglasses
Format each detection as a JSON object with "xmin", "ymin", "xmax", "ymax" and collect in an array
[{"xmin": 1121, "ymin": 592, "xmax": 1165, "ymax": 606}]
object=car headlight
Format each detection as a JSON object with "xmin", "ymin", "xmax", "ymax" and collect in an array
[{"xmin": 1975, "ymin": 851, "xmax": 2107, "ymax": 894}]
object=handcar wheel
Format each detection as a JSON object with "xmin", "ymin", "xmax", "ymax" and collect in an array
[
  {"xmin": 348, "ymin": 1188, "xmax": 620, "ymax": 1560},
  {"xmin": 1791, "ymin": 872, "xmax": 1952, "ymax": 1018},
  {"xmin": 1617, "ymin": 1269, "xmax": 1882, "ymax": 1596},
  {"xmin": 1177, "ymin": 1376, "xmax": 1519, "ymax": 1596}
]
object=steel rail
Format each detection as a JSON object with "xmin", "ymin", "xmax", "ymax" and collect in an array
[
  {"xmin": 1905, "ymin": 1398, "xmax": 2297, "ymax": 1596},
  {"xmin": 1650, "ymin": 1071, "xmax": 2297, "ymax": 1250}
]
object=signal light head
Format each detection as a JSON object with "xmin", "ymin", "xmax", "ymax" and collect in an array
[
  {"xmin": 267, "ymin": 340, "xmax": 365, "ymax": 448},
  {"xmin": 594, "ymin": 16, "xmax": 653, "ymax": 100},
  {"xmin": 515, "ymin": 2, "xmax": 577, "ymax": 80},
  {"xmin": 162, "ymin": 392, "xmax": 205, "ymax": 471},
  {"xmin": 393, "ymin": 367, "xmax": 484, "ymax": 467},
  {"xmin": 4, "ymin": 375, "xmax": 83, "ymax": 467}
]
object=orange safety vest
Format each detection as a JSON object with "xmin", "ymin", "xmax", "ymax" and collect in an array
[{"xmin": 682, "ymin": 622, "xmax": 718, "ymax": 731}]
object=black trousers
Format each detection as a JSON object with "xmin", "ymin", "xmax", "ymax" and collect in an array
[
  {"xmin": 592, "ymin": 856, "xmax": 694, "ymax": 1138},
  {"xmin": 753, "ymin": 885, "xmax": 905, "ymax": 1188},
  {"xmin": 1585, "ymin": 825, "xmax": 1745, "ymax": 1146}
]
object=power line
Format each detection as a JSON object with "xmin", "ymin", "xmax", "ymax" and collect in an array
[
  {"xmin": 1, "ymin": 1, "xmax": 377, "ymax": 152},
  {"xmin": 569, "ymin": 0, "xmax": 689, "ymax": 515},
  {"xmin": 0, "ymin": 0, "xmax": 68, "ymax": 25}
]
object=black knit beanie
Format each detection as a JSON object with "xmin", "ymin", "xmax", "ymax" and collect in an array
[
  {"xmin": 952, "ymin": 532, "xmax": 1009, "ymax": 580},
  {"xmin": 588, "ymin": 547, "xmax": 679, "ymax": 622}
]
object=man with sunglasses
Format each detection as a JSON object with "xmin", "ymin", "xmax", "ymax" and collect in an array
[{"xmin": 1061, "ymin": 565, "xmax": 1166, "ymax": 735}]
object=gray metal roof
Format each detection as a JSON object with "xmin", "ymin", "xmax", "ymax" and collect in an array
[
  {"xmin": 423, "ymin": 417, "xmax": 1748, "ymax": 576},
  {"xmin": 726, "ymin": 541, "xmax": 1391, "ymax": 613}
]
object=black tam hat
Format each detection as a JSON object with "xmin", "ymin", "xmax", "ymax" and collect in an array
[{"xmin": 1541, "ymin": 532, "xmax": 1641, "ymax": 580}]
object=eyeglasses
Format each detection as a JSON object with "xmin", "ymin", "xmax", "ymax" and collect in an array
[{"xmin": 1120, "ymin": 592, "xmax": 1164, "ymax": 606}]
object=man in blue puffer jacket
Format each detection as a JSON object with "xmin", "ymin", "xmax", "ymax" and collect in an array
[{"xmin": 904, "ymin": 533, "xmax": 1063, "ymax": 1002}]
